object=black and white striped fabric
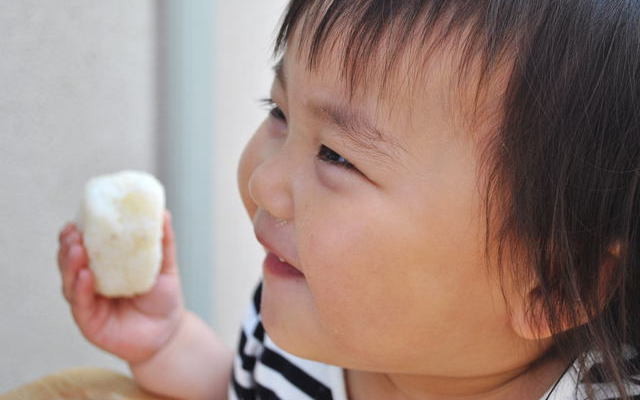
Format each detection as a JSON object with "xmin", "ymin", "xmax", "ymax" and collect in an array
[{"xmin": 229, "ymin": 281, "xmax": 640, "ymax": 400}]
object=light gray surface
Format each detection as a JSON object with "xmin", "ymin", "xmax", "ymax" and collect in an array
[{"xmin": 0, "ymin": 1, "xmax": 155, "ymax": 390}]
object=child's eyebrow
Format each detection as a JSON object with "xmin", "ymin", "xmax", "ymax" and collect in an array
[{"xmin": 272, "ymin": 59, "xmax": 403, "ymax": 162}]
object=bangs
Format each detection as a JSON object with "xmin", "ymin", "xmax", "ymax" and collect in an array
[{"xmin": 272, "ymin": 0, "xmax": 525, "ymax": 108}]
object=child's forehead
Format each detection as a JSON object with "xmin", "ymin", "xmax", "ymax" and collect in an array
[
  {"xmin": 280, "ymin": 21, "xmax": 508, "ymax": 144},
  {"xmin": 273, "ymin": 1, "xmax": 518, "ymax": 142},
  {"xmin": 284, "ymin": 18, "xmax": 456, "ymax": 97}
]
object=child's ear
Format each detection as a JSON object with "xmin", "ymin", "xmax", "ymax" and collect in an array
[{"xmin": 509, "ymin": 240, "xmax": 622, "ymax": 340}]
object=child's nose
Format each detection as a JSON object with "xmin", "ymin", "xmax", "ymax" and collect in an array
[{"xmin": 247, "ymin": 149, "xmax": 294, "ymax": 223}]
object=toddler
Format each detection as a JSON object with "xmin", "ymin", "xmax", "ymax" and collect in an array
[{"xmin": 57, "ymin": 0, "xmax": 640, "ymax": 399}]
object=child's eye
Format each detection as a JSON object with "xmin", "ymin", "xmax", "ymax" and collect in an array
[
  {"xmin": 259, "ymin": 98, "xmax": 358, "ymax": 173},
  {"xmin": 317, "ymin": 145, "xmax": 357, "ymax": 171},
  {"xmin": 259, "ymin": 97, "xmax": 286, "ymax": 122}
]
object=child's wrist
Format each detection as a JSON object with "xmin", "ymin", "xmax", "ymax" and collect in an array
[
  {"xmin": 128, "ymin": 307, "xmax": 189, "ymax": 369},
  {"xmin": 127, "ymin": 310, "xmax": 231, "ymax": 400}
]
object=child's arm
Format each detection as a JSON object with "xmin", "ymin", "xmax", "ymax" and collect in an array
[{"xmin": 129, "ymin": 310, "xmax": 234, "ymax": 400}]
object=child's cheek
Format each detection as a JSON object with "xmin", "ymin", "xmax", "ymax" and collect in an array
[{"xmin": 299, "ymin": 219, "xmax": 377, "ymax": 331}]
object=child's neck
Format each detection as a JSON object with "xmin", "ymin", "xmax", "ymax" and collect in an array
[{"xmin": 345, "ymin": 352, "xmax": 569, "ymax": 400}]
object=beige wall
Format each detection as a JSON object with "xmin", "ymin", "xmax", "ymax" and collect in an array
[{"xmin": 0, "ymin": 1, "xmax": 155, "ymax": 390}]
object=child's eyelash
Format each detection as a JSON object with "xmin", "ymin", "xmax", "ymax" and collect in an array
[
  {"xmin": 257, "ymin": 97, "xmax": 358, "ymax": 172},
  {"xmin": 259, "ymin": 97, "xmax": 286, "ymax": 121},
  {"xmin": 317, "ymin": 145, "xmax": 356, "ymax": 171}
]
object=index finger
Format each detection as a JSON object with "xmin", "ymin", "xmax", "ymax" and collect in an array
[{"xmin": 58, "ymin": 223, "xmax": 76, "ymax": 244}]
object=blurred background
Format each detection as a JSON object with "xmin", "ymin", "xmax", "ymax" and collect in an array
[{"xmin": 0, "ymin": 0, "xmax": 288, "ymax": 390}]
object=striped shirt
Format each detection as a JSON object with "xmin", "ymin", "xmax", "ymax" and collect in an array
[{"xmin": 229, "ymin": 282, "xmax": 640, "ymax": 400}]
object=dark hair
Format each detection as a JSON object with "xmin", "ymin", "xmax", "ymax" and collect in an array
[{"xmin": 272, "ymin": 0, "xmax": 640, "ymax": 398}]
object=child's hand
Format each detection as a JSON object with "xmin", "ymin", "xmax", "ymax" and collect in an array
[{"xmin": 57, "ymin": 211, "xmax": 185, "ymax": 364}]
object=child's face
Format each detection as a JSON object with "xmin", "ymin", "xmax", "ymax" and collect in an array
[{"xmin": 237, "ymin": 31, "xmax": 550, "ymax": 376}]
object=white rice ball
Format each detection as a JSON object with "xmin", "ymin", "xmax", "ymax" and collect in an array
[{"xmin": 78, "ymin": 170, "xmax": 165, "ymax": 297}]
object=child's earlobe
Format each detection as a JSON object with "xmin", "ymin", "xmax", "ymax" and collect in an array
[
  {"xmin": 509, "ymin": 239, "xmax": 623, "ymax": 341},
  {"xmin": 508, "ymin": 292, "xmax": 556, "ymax": 340},
  {"xmin": 509, "ymin": 289, "xmax": 592, "ymax": 340}
]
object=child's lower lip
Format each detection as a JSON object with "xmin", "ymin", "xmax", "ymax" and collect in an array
[{"xmin": 263, "ymin": 252, "xmax": 305, "ymax": 279}]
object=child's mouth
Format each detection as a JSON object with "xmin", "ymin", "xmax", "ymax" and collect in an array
[{"xmin": 263, "ymin": 251, "xmax": 305, "ymax": 279}]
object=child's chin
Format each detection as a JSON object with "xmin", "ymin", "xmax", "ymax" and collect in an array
[
  {"xmin": 262, "ymin": 317, "xmax": 314, "ymax": 357},
  {"xmin": 260, "ymin": 284, "xmax": 325, "ymax": 357}
]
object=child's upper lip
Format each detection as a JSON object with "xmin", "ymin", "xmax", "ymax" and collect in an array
[
  {"xmin": 253, "ymin": 219, "xmax": 300, "ymax": 272},
  {"xmin": 255, "ymin": 233, "xmax": 300, "ymax": 272}
]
